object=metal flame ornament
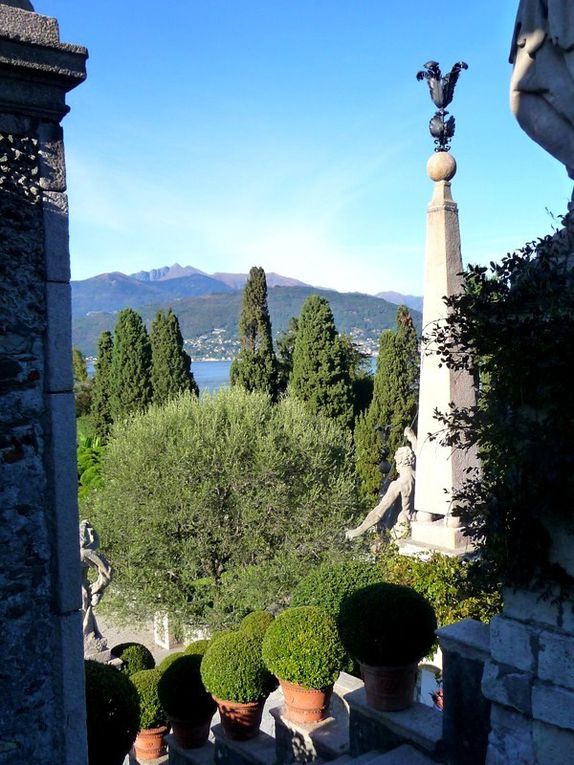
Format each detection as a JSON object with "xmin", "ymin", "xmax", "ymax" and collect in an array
[{"xmin": 416, "ymin": 61, "xmax": 468, "ymax": 152}]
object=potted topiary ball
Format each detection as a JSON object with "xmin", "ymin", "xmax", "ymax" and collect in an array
[
  {"xmin": 130, "ymin": 668, "xmax": 169, "ymax": 760},
  {"xmin": 201, "ymin": 631, "xmax": 275, "ymax": 740},
  {"xmin": 240, "ymin": 610, "xmax": 274, "ymax": 639},
  {"xmin": 85, "ymin": 660, "xmax": 140, "ymax": 765},
  {"xmin": 157, "ymin": 654, "xmax": 217, "ymax": 749},
  {"xmin": 110, "ymin": 642, "xmax": 156, "ymax": 676},
  {"xmin": 261, "ymin": 606, "xmax": 346, "ymax": 724},
  {"xmin": 338, "ymin": 583, "xmax": 437, "ymax": 711}
]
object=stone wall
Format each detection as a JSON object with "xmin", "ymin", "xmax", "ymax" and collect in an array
[
  {"xmin": 0, "ymin": 4, "xmax": 87, "ymax": 763},
  {"xmin": 483, "ymin": 588, "xmax": 574, "ymax": 764}
]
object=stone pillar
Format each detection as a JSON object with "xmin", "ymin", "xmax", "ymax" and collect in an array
[
  {"xmin": 0, "ymin": 4, "xmax": 87, "ymax": 764},
  {"xmin": 410, "ymin": 151, "xmax": 477, "ymax": 554},
  {"xmin": 482, "ymin": 588, "xmax": 574, "ymax": 764},
  {"xmin": 437, "ymin": 619, "xmax": 491, "ymax": 765}
]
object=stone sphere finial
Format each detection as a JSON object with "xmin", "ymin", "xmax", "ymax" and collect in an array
[{"xmin": 427, "ymin": 151, "xmax": 457, "ymax": 182}]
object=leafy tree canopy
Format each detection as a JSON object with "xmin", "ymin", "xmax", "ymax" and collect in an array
[{"xmin": 85, "ymin": 388, "xmax": 363, "ymax": 628}]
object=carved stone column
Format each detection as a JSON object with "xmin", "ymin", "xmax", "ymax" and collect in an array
[{"xmin": 0, "ymin": 3, "xmax": 87, "ymax": 763}]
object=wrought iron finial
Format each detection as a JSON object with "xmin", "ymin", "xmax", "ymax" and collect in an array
[{"xmin": 416, "ymin": 60, "xmax": 468, "ymax": 152}]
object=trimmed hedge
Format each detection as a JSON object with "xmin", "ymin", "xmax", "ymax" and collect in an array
[
  {"xmin": 338, "ymin": 583, "xmax": 437, "ymax": 666},
  {"xmin": 85, "ymin": 659, "xmax": 139, "ymax": 765},
  {"xmin": 157, "ymin": 651, "xmax": 183, "ymax": 673},
  {"xmin": 201, "ymin": 631, "xmax": 274, "ymax": 703},
  {"xmin": 184, "ymin": 639, "xmax": 211, "ymax": 657},
  {"xmin": 240, "ymin": 610, "xmax": 274, "ymax": 638},
  {"xmin": 262, "ymin": 606, "xmax": 346, "ymax": 690},
  {"xmin": 291, "ymin": 560, "xmax": 386, "ymax": 621},
  {"xmin": 130, "ymin": 668, "xmax": 168, "ymax": 730},
  {"xmin": 158, "ymin": 654, "xmax": 216, "ymax": 720},
  {"xmin": 110, "ymin": 642, "xmax": 155, "ymax": 676}
]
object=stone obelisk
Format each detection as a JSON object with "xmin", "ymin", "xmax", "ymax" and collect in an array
[{"xmin": 408, "ymin": 61, "xmax": 477, "ymax": 553}]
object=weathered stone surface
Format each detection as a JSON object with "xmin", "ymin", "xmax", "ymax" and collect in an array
[
  {"xmin": 45, "ymin": 392, "xmax": 81, "ymax": 613},
  {"xmin": 532, "ymin": 682, "xmax": 574, "ymax": 731},
  {"xmin": 43, "ymin": 191, "xmax": 70, "ymax": 282},
  {"xmin": 490, "ymin": 616, "xmax": 537, "ymax": 674},
  {"xmin": 38, "ymin": 122, "xmax": 66, "ymax": 191},
  {"xmin": 347, "ymin": 689, "xmax": 443, "ymax": 759},
  {"xmin": 538, "ymin": 630, "xmax": 574, "ymax": 691},
  {"xmin": 166, "ymin": 734, "xmax": 214, "ymax": 765},
  {"xmin": 0, "ymin": 5, "xmax": 58, "ymax": 46},
  {"xmin": 502, "ymin": 588, "xmax": 562, "ymax": 630},
  {"xmin": 486, "ymin": 705, "xmax": 534, "ymax": 765},
  {"xmin": 532, "ymin": 719, "xmax": 574, "ymax": 765},
  {"xmin": 213, "ymin": 724, "xmax": 276, "ymax": 765},
  {"xmin": 45, "ymin": 282, "xmax": 73, "ymax": 392},
  {"xmin": 482, "ymin": 661, "xmax": 532, "ymax": 716},
  {"xmin": 439, "ymin": 621, "xmax": 490, "ymax": 765}
]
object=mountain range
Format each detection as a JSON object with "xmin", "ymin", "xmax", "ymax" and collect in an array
[{"xmin": 71, "ymin": 264, "xmax": 423, "ymax": 358}]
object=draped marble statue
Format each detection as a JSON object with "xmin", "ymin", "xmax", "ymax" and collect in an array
[{"xmin": 510, "ymin": 0, "xmax": 574, "ymax": 178}]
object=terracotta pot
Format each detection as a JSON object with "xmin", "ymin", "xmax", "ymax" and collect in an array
[
  {"xmin": 133, "ymin": 725, "xmax": 169, "ymax": 760},
  {"xmin": 359, "ymin": 661, "xmax": 418, "ymax": 712},
  {"xmin": 169, "ymin": 711, "xmax": 215, "ymax": 749},
  {"xmin": 279, "ymin": 679, "xmax": 333, "ymax": 724},
  {"xmin": 213, "ymin": 696, "xmax": 265, "ymax": 741}
]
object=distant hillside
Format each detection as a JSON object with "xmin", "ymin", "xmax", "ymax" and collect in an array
[
  {"xmin": 376, "ymin": 291, "xmax": 423, "ymax": 313},
  {"xmin": 72, "ymin": 265, "xmax": 312, "ymax": 318},
  {"xmin": 72, "ymin": 286, "xmax": 422, "ymax": 358}
]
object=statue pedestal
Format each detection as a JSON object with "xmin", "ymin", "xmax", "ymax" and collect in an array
[{"xmin": 399, "ymin": 519, "xmax": 474, "ymax": 557}]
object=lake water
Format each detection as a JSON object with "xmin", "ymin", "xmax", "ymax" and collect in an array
[
  {"xmin": 86, "ymin": 357, "xmax": 376, "ymax": 395},
  {"xmin": 193, "ymin": 360, "xmax": 231, "ymax": 394}
]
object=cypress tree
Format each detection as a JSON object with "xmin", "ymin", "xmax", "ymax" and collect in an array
[
  {"xmin": 91, "ymin": 331, "xmax": 114, "ymax": 438},
  {"xmin": 72, "ymin": 347, "xmax": 88, "ymax": 384},
  {"xmin": 230, "ymin": 266, "xmax": 278, "ymax": 398},
  {"xmin": 289, "ymin": 295, "xmax": 354, "ymax": 429},
  {"xmin": 110, "ymin": 308, "xmax": 152, "ymax": 420},
  {"xmin": 72, "ymin": 346, "xmax": 92, "ymax": 417},
  {"xmin": 354, "ymin": 305, "xmax": 419, "ymax": 502},
  {"xmin": 150, "ymin": 308, "xmax": 198, "ymax": 404}
]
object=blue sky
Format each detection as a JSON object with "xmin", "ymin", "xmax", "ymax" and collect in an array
[{"xmin": 36, "ymin": 1, "xmax": 573, "ymax": 294}]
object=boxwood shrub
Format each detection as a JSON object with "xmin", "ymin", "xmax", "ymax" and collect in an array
[
  {"xmin": 291, "ymin": 560, "xmax": 386, "ymax": 622},
  {"xmin": 338, "ymin": 583, "xmax": 437, "ymax": 666},
  {"xmin": 130, "ymin": 668, "xmax": 168, "ymax": 730},
  {"xmin": 110, "ymin": 642, "xmax": 155, "ymax": 676},
  {"xmin": 158, "ymin": 654, "xmax": 216, "ymax": 721},
  {"xmin": 240, "ymin": 610, "xmax": 274, "ymax": 638},
  {"xmin": 201, "ymin": 631, "xmax": 274, "ymax": 703},
  {"xmin": 85, "ymin": 659, "xmax": 140, "ymax": 765},
  {"xmin": 184, "ymin": 639, "xmax": 211, "ymax": 657},
  {"xmin": 261, "ymin": 606, "xmax": 346, "ymax": 690},
  {"xmin": 157, "ymin": 651, "xmax": 184, "ymax": 673}
]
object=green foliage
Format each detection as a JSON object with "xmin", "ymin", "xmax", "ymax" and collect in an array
[
  {"xmin": 77, "ymin": 435, "xmax": 104, "ymax": 499},
  {"xmin": 355, "ymin": 306, "xmax": 419, "ymax": 503},
  {"xmin": 276, "ymin": 316, "xmax": 298, "ymax": 393},
  {"xmin": 84, "ymin": 659, "xmax": 140, "ymax": 765},
  {"xmin": 184, "ymin": 639, "xmax": 211, "ymax": 656},
  {"xmin": 262, "ymin": 606, "xmax": 346, "ymax": 689},
  {"xmin": 130, "ymin": 669, "xmax": 168, "ymax": 730},
  {"xmin": 231, "ymin": 267, "xmax": 278, "ymax": 398},
  {"xmin": 110, "ymin": 308, "xmax": 152, "ymax": 420},
  {"xmin": 430, "ymin": 214, "xmax": 574, "ymax": 592},
  {"xmin": 85, "ymin": 388, "xmax": 362, "ymax": 627},
  {"xmin": 338, "ymin": 583, "xmax": 437, "ymax": 666},
  {"xmin": 290, "ymin": 295, "xmax": 355, "ymax": 429},
  {"xmin": 151, "ymin": 309, "xmax": 198, "ymax": 404},
  {"xmin": 378, "ymin": 547, "xmax": 502, "ymax": 627},
  {"xmin": 157, "ymin": 652, "xmax": 184, "ymax": 673},
  {"xmin": 291, "ymin": 559, "xmax": 386, "ymax": 621},
  {"xmin": 73, "ymin": 346, "xmax": 93, "ymax": 417},
  {"xmin": 240, "ymin": 610, "xmax": 274, "ymax": 638},
  {"xmin": 91, "ymin": 331, "xmax": 114, "ymax": 439},
  {"xmin": 110, "ymin": 642, "xmax": 155, "ymax": 676},
  {"xmin": 157, "ymin": 654, "xmax": 216, "ymax": 720},
  {"xmin": 201, "ymin": 632, "xmax": 275, "ymax": 702}
]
